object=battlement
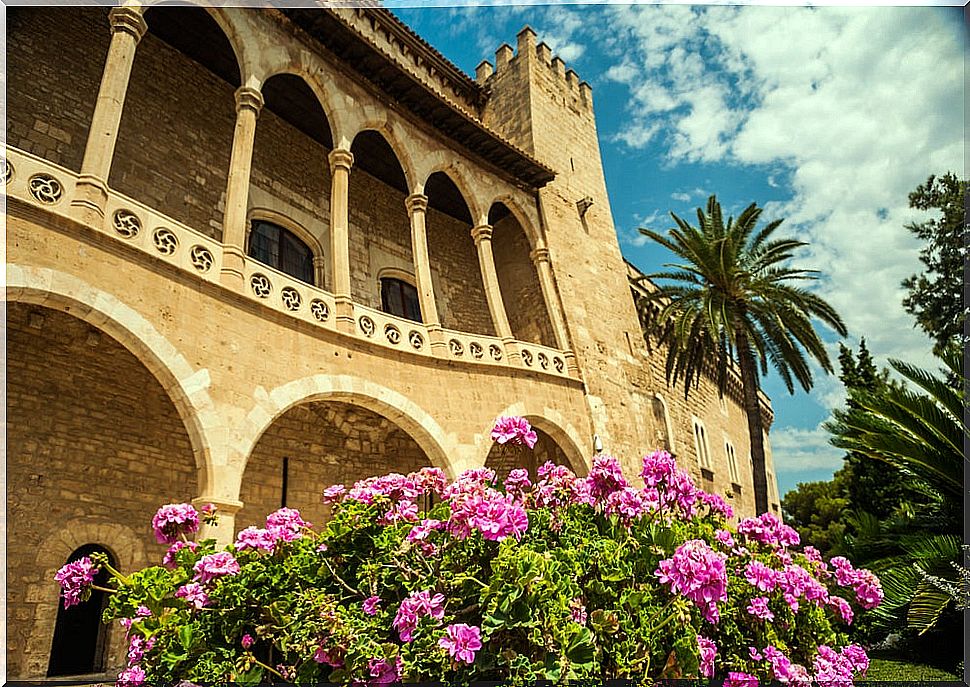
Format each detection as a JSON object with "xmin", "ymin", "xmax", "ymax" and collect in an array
[{"xmin": 476, "ymin": 25, "xmax": 592, "ymax": 110}]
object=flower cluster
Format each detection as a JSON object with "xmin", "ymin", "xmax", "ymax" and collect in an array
[
  {"xmin": 54, "ymin": 556, "xmax": 99, "ymax": 609},
  {"xmin": 737, "ymin": 511, "xmax": 800, "ymax": 549},
  {"xmin": 829, "ymin": 556, "xmax": 885, "ymax": 609},
  {"xmin": 393, "ymin": 589, "xmax": 446, "ymax": 642},
  {"xmin": 192, "ymin": 552, "xmax": 240, "ymax": 585},
  {"xmin": 439, "ymin": 623, "xmax": 483, "ymax": 664},
  {"xmin": 656, "ymin": 539, "xmax": 728, "ymax": 624},
  {"xmin": 490, "ymin": 416, "xmax": 538, "ymax": 448},
  {"xmin": 151, "ymin": 503, "xmax": 200, "ymax": 544},
  {"xmin": 235, "ymin": 507, "xmax": 312, "ymax": 552}
]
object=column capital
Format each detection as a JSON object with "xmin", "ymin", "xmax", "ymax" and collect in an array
[
  {"xmin": 329, "ymin": 148, "xmax": 355, "ymax": 173},
  {"xmin": 405, "ymin": 193, "xmax": 428, "ymax": 214},
  {"xmin": 234, "ymin": 86, "xmax": 264, "ymax": 115},
  {"xmin": 529, "ymin": 247, "xmax": 551, "ymax": 264},
  {"xmin": 192, "ymin": 496, "xmax": 244, "ymax": 515},
  {"xmin": 471, "ymin": 224, "xmax": 493, "ymax": 245},
  {"xmin": 108, "ymin": 7, "xmax": 148, "ymax": 42}
]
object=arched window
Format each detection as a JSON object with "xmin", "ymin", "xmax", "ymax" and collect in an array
[
  {"xmin": 380, "ymin": 276, "xmax": 421, "ymax": 322},
  {"xmin": 48, "ymin": 544, "xmax": 114, "ymax": 677},
  {"xmin": 248, "ymin": 220, "xmax": 314, "ymax": 285}
]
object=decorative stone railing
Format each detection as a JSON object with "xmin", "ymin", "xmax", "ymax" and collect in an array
[
  {"xmin": 5, "ymin": 148, "xmax": 225, "ymax": 283},
  {"xmin": 514, "ymin": 341, "xmax": 569, "ymax": 376},
  {"xmin": 439, "ymin": 328, "xmax": 509, "ymax": 367},
  {"xmin": 352, "ymin": 302, "xmax": 432, "ymax": 356},
  {"xmin": 242, "ymin": 258, "xmax": 339, "ymax": 333},
  {"xmin": 4, "ymin": 146, "xmax": 574, "ymax": 381}
]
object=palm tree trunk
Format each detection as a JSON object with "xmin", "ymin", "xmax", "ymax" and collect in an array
[{"xmin": 734, "ymin": 323, "xmax": 770, "ymax": 515}]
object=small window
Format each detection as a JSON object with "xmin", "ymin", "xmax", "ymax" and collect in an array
[
  {"xmin": 380, "ymin": 277, "xmax": 422, "ymax": 322},
  {"xmin": 692, "ymin": 418, "xmax": 711, "ymax": 471},
  {"xmin": 725, "ymin": 439, "xmax": 739, "ymax": 484},
  {"xmin": 248, "ymin": 220, "xmax": 314, "ymax": 285}
]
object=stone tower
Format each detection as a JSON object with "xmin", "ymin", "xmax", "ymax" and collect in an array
[{"xmin": 478, "ymin": 27, "xmax": 665, "ymax": 466}]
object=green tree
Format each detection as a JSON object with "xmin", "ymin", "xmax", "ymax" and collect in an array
[
  {"xmin": 780, "ymin": 472, "xmax": 849, "ymax": 557},
  {"xmin": 637, "ymin": 196, "xmax": 847, "ymax": 514},
  {"xmin": 900, "ymin": 172, "xmax": 968, "ymax": 351},
  {"xmin": 825, "ymin": 344, "xmax": 965, "ymax": 639},
  {"xmin": 836, "ymin": 340, "xmax": 915, "ymax": 519}
]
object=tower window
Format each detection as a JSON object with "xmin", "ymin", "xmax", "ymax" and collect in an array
[
  {"xmin": 248, "ymin": 220, "xmax": 314, "ymax": 285},
  {"xmin": 380, "ymin": 277, "xmax": 422, "ymax": 322}
]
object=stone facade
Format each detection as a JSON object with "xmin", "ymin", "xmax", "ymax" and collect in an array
[{"xmin": 4, "ymin": 6, "xmax": 778, "ymax": 680}]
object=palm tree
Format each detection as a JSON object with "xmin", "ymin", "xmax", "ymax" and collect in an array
[{"xmin": 637, "ymin": 195, "xmax": 847, "ymax": 514}]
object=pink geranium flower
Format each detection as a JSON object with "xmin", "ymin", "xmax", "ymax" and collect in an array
[
  {"xmin": 439, "ymin": 623, "xmax": 483, "ymax": 664},
  {"xmin": 175, "ymin": 582, "xmax": 209, "ymax": 609},
  {"xmin": 656, "ymin": 539, "xmax": 728, "ymax": 624},
  {"xmin": 151, "ymin": 503, "xmax": 200, "ymax": 544},
  {"xmin": 116, "ymin": 665, "xmax": 146, "ymax": 687},
  {"xmin": 697, "ymin": 635, "xmax": 717, "ymax": 678},
  {"xmin": 363, "ymin": 595, "xmax": 381, "ymax": 615},
  {"xmin": 192, "ymin": 552, "xmax": 240, "ymax": 585},
  {"xmin": 490, "ymin": 416, "xmax": 538, "ymax": 449},
  {"xmin": 54, "ymin": 557, "xmax": 100, "ymax": 609}
]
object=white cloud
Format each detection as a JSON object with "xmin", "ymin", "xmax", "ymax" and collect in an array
[
  {"xmin": 671, "ymin": 192, "xmax": 691, "ymax": 202},
  {"xmin": 770, "ymin": 423, "xmax": 844, "ymax": 474},
  {"xmin": 601, "ymin": 4, "xmax": 962, "ymax": 378}
]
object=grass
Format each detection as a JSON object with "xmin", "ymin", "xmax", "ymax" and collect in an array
[{"xmin": 865, "ymin": 657, "xmax": 960, "ymax": 682}]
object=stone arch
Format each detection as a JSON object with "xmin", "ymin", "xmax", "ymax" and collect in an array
[
  {"xmin": 237, "ymin": 375, "xmax": 457, "ymax": 486},
  {"xmin": 348, "ymin": 120, "xmax": 419, "ymax": 192},
  {"xmin": 487, "ymin": 193, "xmax": 542, "ymax": 251},
  {"xmin": 6, "ymin": 264, "xmax": 217, "ymax": 491},
  {"xmin": 418, "ymin": 163, "xmax": 483, "ymax": 228},
  {"xmin": 21, "ymin": 520, "xmax": 146, "ymax": 679},
  {"xmin": 483, "ymin": 407, "xmax": 590, "ymax": 478},
  {"xmin": 142, "ymin": 4, "xmax": 248, "ymax": 87},
  {"xmin": 252, "ymin": 67, "xmax": 338, "ymax": 149},
  {"xmin": 113, "ymin": 4, "xmax": 240, "ymax": 241}
]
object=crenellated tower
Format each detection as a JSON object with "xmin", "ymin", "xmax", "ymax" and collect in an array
[{"xmin": 477, "ymin": 27, "xmax": 665, "ymax": 466}]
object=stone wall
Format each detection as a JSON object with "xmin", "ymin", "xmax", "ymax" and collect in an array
[
  {"xmin": 425, "ymin": 206, "xmax": 495, "ymax": 335},
  {"xmin": 110, "ymin": 21, "xmax": 237, "ymax": 241},
  {"xmin": 238, "ymin": 401, "xmax": 431, "ymax": 528},
  {"xmin": 6, "ymin": 303, "xmax": 198, "ymax": 677},
  {"xmin": 6, "ymin": 7, "xmax": 110, "ymax": 172},
  {"xmin": 492, "ymin": 214, "xmax": 555, "ymax": 347}
]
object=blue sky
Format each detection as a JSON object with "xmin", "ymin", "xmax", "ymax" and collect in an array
[{"xmin": 391, "ymin": 2, "xmax": 965, "ymax": 498}]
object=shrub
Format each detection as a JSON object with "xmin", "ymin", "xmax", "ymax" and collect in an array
[{"xmin": 59, "ymin": 418, "xmax": 882, "ymax": 685}]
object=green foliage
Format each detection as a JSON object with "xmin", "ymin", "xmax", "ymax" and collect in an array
[
  {"xmin": 824, "ymin": 344, "xmax": 965, "ymax": 647},
  {"xmin": 900, "ymin": 172, "xmax": 968, "ymax": 351}
]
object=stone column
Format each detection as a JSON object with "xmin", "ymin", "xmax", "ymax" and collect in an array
[
  {"xmin": 329, "ymin": 149, "xmax": 355, "ymax": 333},
  {"xmin": 192, "ymin": 496, "xmax": 243, "ymax": 547},
  {"xmin": 531, "ymin": 246, "xmax": 580, "ymax": 376},
  {"xmin": 471, "ymin": 224, "xmax": 520, "ymax": 363},
  {"xmin": 406, "ymin": 193, "xmax": 446, "ymax": 352},
  {"xmin": 70, "ymin": 7, "xmax": 148, "ymax": 225},
  {"xmin": 312, "ymin": 255, "xmax": 327, "ymax": 289},
  {"xmin": 219, "ymin": 86, "xmax": 264, "ymax": 288}
]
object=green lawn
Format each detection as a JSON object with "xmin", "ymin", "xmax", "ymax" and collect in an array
[{"xmin": 865, "ymin": 657, "xmax": 960, "ymax": 682}]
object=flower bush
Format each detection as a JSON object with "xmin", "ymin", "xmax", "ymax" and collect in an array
[{"xmin": 60, "ymin": 417, "xmax": 882, "ymax": 685}]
